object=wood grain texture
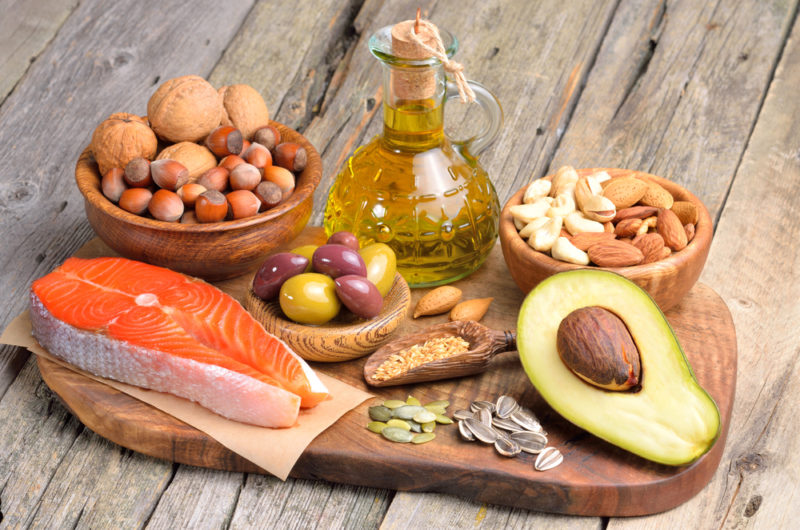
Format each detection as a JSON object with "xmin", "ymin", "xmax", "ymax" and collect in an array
[
  {"xmin": 35, "ymin": 229, "xmax": 737, "ymax": 516},
  {"xmin": 0, "ymin": 0, "xmax": 78, "ymax": 104}
]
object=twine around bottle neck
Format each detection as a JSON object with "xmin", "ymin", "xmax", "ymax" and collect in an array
[{"xmin": 407, "ymin": 19, "xmax": 476, "ymax": 104}]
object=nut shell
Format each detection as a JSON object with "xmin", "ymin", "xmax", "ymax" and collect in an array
[
  {"xmin": 156, "ymin": 142, "xmax": 217, "ymax": 180},
  {"xmin": 218, "ymin": 84, "xmax": 270, "ymax": 140},
  {"xmin": 147, "ymin": 75, "xmax": 223, "ymax": 143},
  {"xmin": 90, "ymin": 113, "xmax": 157, "ymax": 176}
]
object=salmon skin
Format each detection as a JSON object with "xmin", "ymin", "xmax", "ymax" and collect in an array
[{"xmin": 29, "ymin": 257, "xmax": 329, "ymax": 428}]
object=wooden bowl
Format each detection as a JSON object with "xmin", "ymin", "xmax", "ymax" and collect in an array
[
  {"xmin": 244, "ymin": 273, "xmax": 411, "ymax": 362},
  {"xmin": 499, "ymin": 168, "xmax": 712, "ymax": 311},
  {"xmin": 75, "ymin": 121, "xmax": 321, "ymax": 281}
]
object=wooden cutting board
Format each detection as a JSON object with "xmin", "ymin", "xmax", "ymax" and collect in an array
[{"xmin": 36, "ymin": 228, "xmax": 737, "ymax": 516}]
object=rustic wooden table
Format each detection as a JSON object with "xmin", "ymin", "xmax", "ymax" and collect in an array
[{"xmin": 1, "ymin": 0, "xmax": 797, "ymax": 527}]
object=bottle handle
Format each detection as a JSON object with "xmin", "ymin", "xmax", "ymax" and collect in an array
[{"xmin": 445, "ymin": 80, "xmax": 503, "ymax": 156}]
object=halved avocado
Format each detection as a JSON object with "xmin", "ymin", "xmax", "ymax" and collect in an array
[{"xmin": 517, "ymin": 269, "xmax": 720, "ymax": 466}]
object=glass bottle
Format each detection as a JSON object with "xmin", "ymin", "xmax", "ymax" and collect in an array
[{"xmin": 323, "ymin": 25, "xmax": 503, "ymax": 287}]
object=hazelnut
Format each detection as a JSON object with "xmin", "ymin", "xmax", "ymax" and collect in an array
[
  {"xmin": 262, "ymin": 165, "xmax": 295, "ymax": 200},
  {"xmin": 180, "ymin": 210, "xmax": 198, "ymax": 224},
  {"xmin": 156, "ymin": 142, "xmax": 217, "ymax": 180},
  {"xmin": 118, "ymin": 188, "xmax": 153, "ymax": 215},
  {"xmin": 226, "ymin": 189, "xmax": 261, "ymax": 220},
  {"xmin": 240, "ymin": 139, "xmax": 251, "ymax": 156},
  {"xmin": 273, "ymin": 143, "xmax": 307, "ymax": 173},
  {"xmin": 148, "ymin": 189, "xmax": 184, "ymax": 222},
  {"xmin": 101, "ymin": 168, "xmax": 127, "ymax": 203},
  {"xmin": 243, "ymin": 142, "xmax": 272, "ymax": 169},
  {"xmin": 123, "ymin": 157, "xmax": 152, "ymax": 188},
  {"xmin": 90, "ymin": 113, "xmax": 157, "ymax": 176},
  {"xmin": 229, "ymin": 163, "xmax": 261, "ymax": 191},
  {"xmin": 253, "ymin": 125, "xmax": 281, "ymax": 151},
  {"xmin": 148, "ymin": 75, "xmax": 223, "ymax": 143},
  {"xmin": 254, "ymin": 181, "xmax": 283, "ymax": 211},
  {"xmin": 195, "ymin": 190, "xmax": 229, "ymax": 223},
  {"xmin": 196, "ymin": 167, "xmax": 229, "ymax": 192},
  {"xmin": 218, "ymin": 154, "xmax": 245, "ymax": 171},
  {"xmin": 177, "ymin": 182, "xmax": 207, "ymax": 208},
  {"xmin": 218, "ymin": 84, "xmax": 270, "ymax": 140},
  {"xmin": 205, "ymin": 125, "xmax": 243, "ymax": 158},
  {"xmin": 150, "ymin": 159, "xmax": 190, "ymax": 191}
]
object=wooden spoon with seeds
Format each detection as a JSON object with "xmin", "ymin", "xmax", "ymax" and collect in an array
[{"xmin": 363, "ymin": 321, "xmax": 516, "ymax": 387}]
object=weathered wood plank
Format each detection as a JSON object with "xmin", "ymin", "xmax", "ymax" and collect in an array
[
  {"xmin": 609, "ymin": 16, "xmax": 800, "ymax": 529},
  {"xmin": 551, "ymin": 0, "xmax": 797, "ymax": 219},
  {"xmin": 0, "ymin": 0, "xmax": 78, "ymax": 105}
]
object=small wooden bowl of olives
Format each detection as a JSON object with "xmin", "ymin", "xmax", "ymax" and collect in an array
[{"xmin": 244, "ymin": 232, "xmax": 412, "ymax": 362}]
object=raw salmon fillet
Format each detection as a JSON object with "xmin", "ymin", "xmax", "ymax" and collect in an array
[{"xmin": 29, "ymin": 257, "xmax": 329, "ymax": 428}]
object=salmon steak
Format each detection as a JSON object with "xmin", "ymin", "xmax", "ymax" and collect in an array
[{"xmin": 29, "ymin": 257, "xmax": 328, "ymax": 428}]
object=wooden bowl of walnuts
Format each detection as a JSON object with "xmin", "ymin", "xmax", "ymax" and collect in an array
[
  {"xmin": 499, "ymin": 168, "xmax": 712, "ymax": 311},
  {"xmin": 76, "ymin": 119, "xmax": 321, "ymax": 281}
]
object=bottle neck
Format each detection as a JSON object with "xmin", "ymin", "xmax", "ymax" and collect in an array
[{"xmin": 382, "ymin": 98, "xmax": 445, "ymax": 151}]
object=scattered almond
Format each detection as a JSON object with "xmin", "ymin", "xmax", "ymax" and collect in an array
[
  {"xmin": 602, "ymin": 177, "xmax": 648, "ymax": 209},
  {"xmin": 614, "ymin": 218, "xmax": 642, "ymax": 238},
  {"xmin": 587, "ymin": 239, "xmax": 644, "ymax": 267},
  {"xmin": 633, "ymin": 233, "xmax": 666, "ymax": 264},
  {"xmin": 449, "ymin": 298, "xmax": 493, "ymax": 322},
  {"xmin": 414, "ymin": 286, "xmax": 462, "ymax": 318},
  {"xmin": 671, "ymin": 201, "xmax": 698, "ymax": 225},
  {"xmin": 657, "ymin": 208, "xmax": 688, "ymax": 251},
  {"xmin": 570, "ymin": 231, "xmax": 616, "ymax": 251},
  {"xmin": 639, "ymin": 181, "xmax": 674, "ymax": 209}
]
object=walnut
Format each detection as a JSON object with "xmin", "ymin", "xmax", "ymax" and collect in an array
[
  {"xmin": 218, "ymin": 84, "xmax": 270, "ymax": 140},
  {"xmin": 90, "ymin": 113, "xmax": 157, "ymax": 176},
  {"xmin": 156, "ymin": 142, "xmax": 217, "ymax": 180},
  {"xmin": 147, "ymin": 75, "xmax": 223, "ymax": 143}
]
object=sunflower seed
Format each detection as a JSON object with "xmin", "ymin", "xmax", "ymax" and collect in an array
[
  {"xmin": 412, "ymin": 432, "xmax": 436, "ymax": 444},
  {"xmin": 478, "ymin": 407, "xmax": 493, "ymax": 426},
  {"xmin": 464, "ymin": 418, "xmax": 498, "ymax": 444},
  {"xmin": 494, "ymin": 436, "xmax": 521, "ymax": 457},
  {"xmin": 386, "ymin": 419, "xmax": 411, "ymax": 430},
  {"xmin": 406, "ymin": 395, "xmax": 421, "ymax": 406},
  {"xmin": 367, "ymin": 421, "xmax": 387, "ymax": 434},
  {"xmin": 470, "ymin": 400, "xmax": 496, "ymax": 414},
  {"xmin": 495, "ymin": 395, "xmax": 519, "ymax": 418},
  {"xmin": 511, "ymin": 408, "xmax": 543, "ymax": 432},
  {"xmin": 422, "ymin": 421, "xmax": 436, "ymax": 433},
  {"xmin": 491, "ymin": 417, "xmax": 524, "ymax": 433},
  {"xmin": 382, "ymin": 427, "xmax": 414, "ymax": 443},
  {"xmin": 458, "ymin": 420, "xmax": 476, "ymax": 441},
  {"xmin": 534, "ymin": 447, "xmax": 563, "ymax": 471},
  {"xmin": 383, "ymin": 399, "xmax": 406, "ymax": 409},
  {"xmin": 413, "ymin": 410, "xmax": 437, "ymax": 424},
  {"xmin": 368, "ymin": 406, "xmax": 392, "ymax": 422},
  {"xmin": 453, "ymin": 409, "xmax": 474, "ymax": 421},
  {"xmin": 393, "ymin": 405, "xmax": 426, "ymax": 420},
  {"xmin": 511, "ymin": 431, "xmax": 548, "ymax": 454}
]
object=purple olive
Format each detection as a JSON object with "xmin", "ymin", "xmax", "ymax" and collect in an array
[
  {"xmin": 334, "ymin": 275, "xmax": 383, "ymax": 319},
  {"xmin": 252, "ymin": 252, "xmax": 309, "ymax": 300},
  {"xmin": 312, "ymin": 244, "xmax": 367, "ymax": 278},
  {"xmin": 327, "ymin": 230, "xmax": 360, "ymax": 250}
]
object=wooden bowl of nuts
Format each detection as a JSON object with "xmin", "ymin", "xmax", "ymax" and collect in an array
[
  {"xmin": 75, "ymin": 120, "xmax": 321, "ymax": 281},
  {"xmin": 499, "ymin": 167, "xmax": 712, "ymax": 311}
]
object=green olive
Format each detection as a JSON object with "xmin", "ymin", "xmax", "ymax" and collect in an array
[
  {"xmin": 290, "ymin": 244, "xmax": 317, "ymax": 272},
  {"xmin": 279, "ymin": 273, "xmax": 341, "ymax": 325},
  {"xmin": 359, "ymin": 243, "xmax": 397, "ymax": 297}
]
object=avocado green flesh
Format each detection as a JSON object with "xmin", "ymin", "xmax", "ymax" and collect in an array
[{"xmin": 517, "ymin": 270, "xmax": 720, "ymax": 466}]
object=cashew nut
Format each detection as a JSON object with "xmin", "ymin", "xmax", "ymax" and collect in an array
[
  {"xmin": 637, "ymin": 215, "xmax": 658, "ymax": 235},
  {"xmin": 519, "ymin": 216, "xmax": 550, "ymax": 239},
  {"xmin": 564, "ymin": 211, "xmax": 605, "ymax": 235},
  {"xmin": 590, "ymin": 170, "xmax": 612, "ymax": 184},
  {"xmin": 550, "ymin": 166, "xmax": 579, "ymax": 197},
  {"xmin": 530, "ymin": 216, "xmax": 563, "ymax": 252},
  {"xmin": 523, "ymin": 178, "xmax": 552, "ymax": 204},
  {"xmin": 510, "ymin": 198, "xmax": 551, "ymax": 224},
  {"xmin": 546, "ymin": 192, "xmax": 576, "ymax": 218},
  {"xmin": 551, "ymin": 236, "xmax": 590, "ymax": 265}
]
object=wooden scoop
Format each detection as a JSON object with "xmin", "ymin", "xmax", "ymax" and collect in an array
[{"xmin": 363, "ymin": 321, "xmax": 517, "ymax": 387}]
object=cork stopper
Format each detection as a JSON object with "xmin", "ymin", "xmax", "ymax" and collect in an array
[{"xmin": 390, "ymin": 9, "xmax": 438, "ymax": 100}]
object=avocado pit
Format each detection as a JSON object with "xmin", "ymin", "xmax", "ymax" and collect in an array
[{"xmin": 556, "ymin": 306, "xmax": 641, "ymax": 391}]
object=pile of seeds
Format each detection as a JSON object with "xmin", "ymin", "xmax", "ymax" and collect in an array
[
  {"xmin": 371, "ymin": 336, "xmax": 470, "ymax": 382},
  {"xmin": 456, "ymin": 395, "xmax": 563, "ymax": 471},
  {"xmin": 367, "ymin": 395, "xmax": 454, "ymax": 444}
]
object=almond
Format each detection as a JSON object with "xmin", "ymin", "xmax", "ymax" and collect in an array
[
  {"xmin": 671, "ymin": 201, "xmax": 698, "ymax": 225},
  {"xmin": 615, "ymin": 218, "xmax": 643, "ymax": 238},
  {"xmin": 613, "ymin": 205, "xmax": 658, "ymax": 223},
  {"xmin": 449, "ymin": 297, "xmax": 493, "ymax": 322},
  {"xmin": 414, "ymin": 286, "xmax": 462, "ymax": 318},
  {"xmin": 603, "ymin": 222, "xmax": 614, "ymax": 233},
  {"xmin": 570, "ymin": 231, "xmax": 616, "ymax": 251},
  {"xmin": 684, "ymin": 223, "xmax": 695, "ymax": 242},
  {"xmin": 587, "ymin": 240, "xmax": 644, "ymax": 267},
  {"xmin": 633, "ymin": 232, "xmax": 666, "ymax": 264},
  {"xmin": 639, "ymin": 181, "xmax": 674, "ymax": 209},
  {"xmin": 602, "ymin": 177, "xmax": 648, "ymax": 209},
  {"xmin": 657, "ymin": 208, "xmax": 688, "ymax": 251}
]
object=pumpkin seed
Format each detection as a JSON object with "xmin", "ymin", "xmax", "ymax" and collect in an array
[
  {"xmin": 393, "ymin": 405, "xmax": 426, "ymax": 420},
  {"xmin": 470, "ymin": 400, "xmax": 495, "ymax": 414},
  {"xmin": 424, "ymin": 405, "xmax": 447, "ymax": 415},
  {"xmin": 458, "ymin": 420, "xmax": 476, "ymax": 441},
  {"xmin": 422, "ymin": 421, "xmax": 436, "ymax": 433},
  {"xmin": 464, "ymin": 418, "xmax": 498, "ymax": 443},
  {"xmin": 511, "ymin": 431, "xmax": 547, "ymax": 454},
  {"xmin": 383, "ymin": 399, "xmax": 406, "ymax": 409},
  {"xmin": 367, "ymin": 421, "xmax": 387, "ymax": 434},
  {"xmin": 534, "ymin": 447, "xmax": 563, "ymax": 471},
  {"xmin": 406, "ymin": 395, "xmax": 421, "ymax": 406},
  {"xmin": 382, "ymin": 427, "xmax": 414, "ymax": 443},
  {"xmin": 453, "ymin": 409, "xmax": 474, "ymax": 421},
  {"xmin": 495, "ymin": 436, "xmax": 521, "ymax": 457},
  {"xmin": 413, "ymin": 410, "xmax": 437, "ymax": 424},
  {"xmin": 495, "ymin": 395, "xmax": 519, "ymax": 419},
  {"xmin": 412, "ymin": 432, "xmax": 436, "ymax": 444},
  {"xmin": 368, "ymin": 405, "xmax": 392, "ymax": 422},
  {"xmin": 407, "ymin": 420, "xmax": 422, "ymax": 433},
  {"xmin": 386, "ymin": 419, "xmax": 411, "ymax": 430},
  {"xmin": 434, "ymin": 414, "xmax": 453, "ymax": 424},
  {"xmin": 478, "ymin": 407, "xmax": 492, "ymax": 426},
  {"xmin": 427, "ymin": 400, "xmax": 450, "ymax": 408}
]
